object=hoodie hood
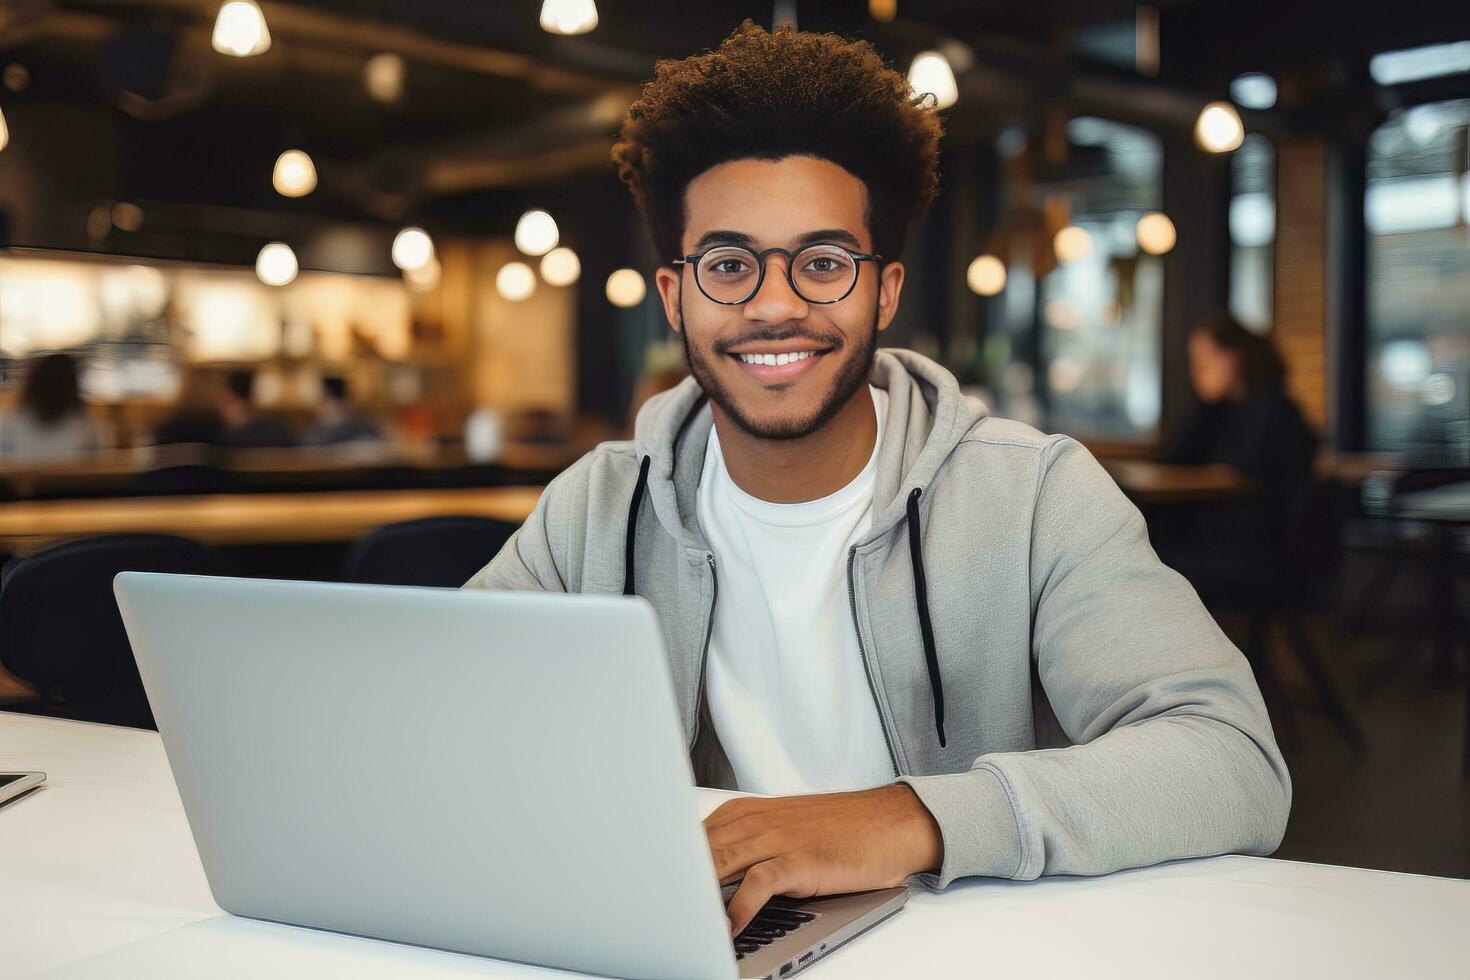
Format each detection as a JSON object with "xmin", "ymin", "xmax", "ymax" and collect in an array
[{"xmin": 630, "ymin": 347, "xmax": 989, "ymax": 550}]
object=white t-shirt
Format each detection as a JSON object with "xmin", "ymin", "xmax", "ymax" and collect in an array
[{"xmin": 695, "ymin": 385, "xmax": 895, "ymax": 796}]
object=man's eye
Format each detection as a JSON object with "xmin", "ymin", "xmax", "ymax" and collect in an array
[{"xmin": 712, "ymin": 260, "xmax": 749, "ymax": 275}]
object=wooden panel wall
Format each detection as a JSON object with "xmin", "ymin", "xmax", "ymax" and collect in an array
[{"xmin": 1274, "ymin": 138, "xmax": 1329, "ymax": 433}]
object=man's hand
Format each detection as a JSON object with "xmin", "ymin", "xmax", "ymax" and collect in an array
[{"xmin": 704, "ymin": 783, "xmax": 943, "ymax": 936}]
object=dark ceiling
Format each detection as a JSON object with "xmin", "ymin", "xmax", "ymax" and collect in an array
[{"xmin": 1, "ymin": 0, "xmax": 1467, "ymax": 262}]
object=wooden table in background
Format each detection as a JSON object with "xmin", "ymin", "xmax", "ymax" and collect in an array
[
  {"xmin": 0, "ymin": 486, "xmax": 543, "ymax": 556},
  {"xmin": 1103, "ymin": 461, "xmax": 1255, "ymax": 505}
]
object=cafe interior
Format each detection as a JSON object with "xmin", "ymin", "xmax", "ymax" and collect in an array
[{"xmin": 1, "ymin": 0, "xmax": 1467, "ymax": 923}]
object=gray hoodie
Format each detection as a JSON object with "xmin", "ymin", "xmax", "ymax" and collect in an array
[{"xmin": 464, "ymin": 347, "xmax": 1291, "ymax": 888}]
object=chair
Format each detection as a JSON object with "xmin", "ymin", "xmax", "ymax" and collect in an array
[
  {"xmin": 0, "ymin": 534, "xmax": 224, "ymax": 728},
  {"xmin": 343, "ymin": 516, "xmax": 518, "ymax": 588},
  {"xmin": 1158, "ymin": 479, "xmax": 1367, "ymax": 756}
]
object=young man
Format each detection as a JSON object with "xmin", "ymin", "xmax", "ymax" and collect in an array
[{"xmin": 465, "ymin": 21, "xmax": 1290, "ymax": 935}]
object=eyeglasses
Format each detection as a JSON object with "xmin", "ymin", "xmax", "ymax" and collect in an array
[{"xmin": 672, "ymin": 243, "xmax": 882, "ymax": 306}]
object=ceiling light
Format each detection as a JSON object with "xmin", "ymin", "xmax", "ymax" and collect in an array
[
  {"xmin": 391, "ymin": 227, "xmax": 434, "ymax": 271},
  {"xmin": 1230, "ymin": 73, "xmax": 1277, "ymax": 110},
  {"xmin": 965, "ymin": 255, "xmax": 1006, "ymax": 296},
  {"xmin": 514, "ymin": 210, "xmax": 559, "ymax": 256},
  {"xmin": 272, "ymin": 149, "xmax": 317, "ymax": 198},
  {"xmin": 0, "ymin": 107, "xmax": 9, "ymax": 153},
  {"xmin": 1053, "ymin": 226, "xmax": 1094, "ymax": 264},
  {"xmin": 539, "ymin": 0, "xmax": 598, "ymax": 35},
  {"xmin": 1195, "ymin": 102, "xmax": 1244, "ymax": 153},
  {"xmin": 364, "ymin": 53, "xmax": 405, "ymax": 103},
  {"xmin": 605, "ymin": 268, "xmax": 646, "ymax": 308},
  {"xmin": 540, "ymin": 247, "xmax": 581, "ymax": 287},
  {"xmin": 496, "ymin": 262, "xmax": 536, "ymax": 302},
  {"xmin": 212, "ymin": 1, "xmax": 271, "ymax": 57},
  {"xmin": 907, "ymin": 51, "xmax": 957, "ymax": 110},
  {"xmin": 256, "ymin": 243, "xmax": 298, "ymax": 287},
  {"xmin": 1136, "ymin": 212, "xmax": 1177, "ymax": 255}
]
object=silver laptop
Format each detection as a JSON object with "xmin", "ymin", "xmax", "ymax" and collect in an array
[{"xmin": 114, "ymin": 573, "xmax": 906, "ymax": 980}]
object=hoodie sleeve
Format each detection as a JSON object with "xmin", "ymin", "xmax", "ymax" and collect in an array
[
  {"xmin": 903, "ymin": 435, "xmax": 1291, "ymax": 886},
  {"xmin": 461, "ymin": 455, "xmax": 593, "ymax": 592}
]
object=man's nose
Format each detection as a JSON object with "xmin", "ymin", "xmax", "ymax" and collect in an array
[{"xmin": 743, "ymin": 254, "xmax": 809, "ymax": 323}]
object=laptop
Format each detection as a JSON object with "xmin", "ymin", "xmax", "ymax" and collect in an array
[{"xmin": 114, "ymin": 573, "xmax": 907, "ymax": 980}]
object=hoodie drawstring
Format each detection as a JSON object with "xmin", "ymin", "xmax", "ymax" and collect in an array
[
  {"xmin": 623, "ymin": 455, "xmax": 651, "ymax": 596},
  {"xmin": 620, "ymin": 457, "xmax": 946, "ymax": 749},
  {"xmin": 906, "ymin": 487, "xmax": 947, "ymax": 747}
]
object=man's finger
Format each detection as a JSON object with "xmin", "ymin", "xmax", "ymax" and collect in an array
[
  {"xmin": 708, "ymin": 831, "xmax": 782, "ymax": 883},
  {"xmin": 725, "ymin": 859, "xmax": 787, "ymax": 937}
]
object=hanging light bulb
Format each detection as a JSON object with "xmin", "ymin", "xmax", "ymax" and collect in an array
[
  {"xmin": 364, "ymin": 53, "xmax": 405, "ymax": 104},
  {"xmin": 0, "ymin": 106, "xmax": 9, "ymax": 153},
  {"xmin": 966, "ymin": 255, "xmax": 1006, "ymax": 296},
  {"xmin": 540, "ymin": 247, "xmax": 581, "ymax": 287},
  {"xmin": 256, "ymin": 243, "xmax": 298, "ymax": 286},
  {"xmin": 212, "ymin": 1, "xmax": 271, "ymax": 57},
  {"xmin": 514, "ymin": 209, "xmax": 559, "ymax": 256},
  {"xmin": 1136, "ymin": 212, "xmax": 1177, "ymax": 255},
  {"xmin": 392, "ymin": 227, "xmax": 434, "ymax": 271},
  {"xmin": 1053, "ymin": 226, "xmax": 1094, "ymax": 264},
  {"xmin": 605, "ymin": 269, "xmax": 646, "ymax": 308},
  {"xmin": 496, "ymin": 262, "xmax": 536, "ymax": 302},
  {"xmin": 907, "ymin": 51, "xmax": 957, "ymax": 110},
  {"xmin": 272, "ymin": 150, "xmax": 317, "ymax": 198},
  {"xmin": 1194, "ymin": 101, "xmax": 1244, "ymax": 153},
  {"xmin": 539, "ymin": 0, "xmax": 598, "ymax": 35}
]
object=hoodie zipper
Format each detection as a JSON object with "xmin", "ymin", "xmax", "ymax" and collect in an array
[
  {"xmin": 847, "ymin": 544, "xmax": 901, "ymax": 778},
  {"xmin": 688, "ymin": 552, "xmax": 718, "ymax": 751}
]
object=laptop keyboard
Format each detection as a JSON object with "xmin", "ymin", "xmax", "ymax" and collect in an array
[{"xmin": 732, "ymin": 897, "xmax": 817, "ymax": 959}]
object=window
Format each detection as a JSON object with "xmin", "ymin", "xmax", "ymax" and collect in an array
[
  {"xmin": 1364, "ymin": 99, "xmax": 1470, "ymax": 462},
  {"xmin": 1036, "ymin": 118, "xmax": 1166, "ymax": 441},
  {"xmin": 1229, "ymin": 134, "xmax": 1275, "ymax": 332}
]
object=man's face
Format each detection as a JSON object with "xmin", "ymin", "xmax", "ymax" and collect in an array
[{"xmin": 654, "ymin": 155, "xmax": 905, "ymax": 440}]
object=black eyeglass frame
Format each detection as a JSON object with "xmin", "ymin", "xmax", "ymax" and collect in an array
[{"xmin": 671, "ymin": 244, "xmax": 883, "ymax": 306}]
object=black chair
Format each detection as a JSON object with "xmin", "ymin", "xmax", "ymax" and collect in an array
[
  {"xmin": 1158, "ymin": 479, "xmax": 1367, "ymax": 755},
  {"xmin": 342, "ymin": 516, "xmax": 518, "ymax": 588},
  {"xmin": 0, "ymin": 534, "xmax": 224, "ymax": 728}
]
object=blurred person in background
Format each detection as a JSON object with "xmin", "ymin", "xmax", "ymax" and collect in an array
[
  {"xmin": 304, "ymin": 376, "xmax": 381, "ymax": 446},
  {"xmin": 152, "ymin": 367, "xmax": 225, "ymax": 447},
  {"xmin": 1168, "ymin": 312, "xmax": 1317, "ymax": 513},
  {"xmin": 0, "ymin": 352, "xmax": 106, "ymax": 460},
  {"xmin": 218, "ymin": 369, "xmax": 294, "ymax": 449},
  {"xmin": 1156, "ymin": 312, "xmax": 1318, "ymax": 597}
]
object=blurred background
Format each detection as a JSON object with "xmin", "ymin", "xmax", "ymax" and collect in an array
[{"xmin": 0, "ymin": 1, "xmax": 1465, "ymax": 877}]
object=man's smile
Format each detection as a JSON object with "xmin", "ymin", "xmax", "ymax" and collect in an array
[{"xmin": 725, "ymin": 344, "xmax": 835, "ymax": 384}]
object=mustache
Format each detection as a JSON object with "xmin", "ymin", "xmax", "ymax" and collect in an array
[{"xmin": 712, "ymin": 327, "xmax": 844, "ymax": 355}]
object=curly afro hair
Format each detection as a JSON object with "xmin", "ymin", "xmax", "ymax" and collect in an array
[{"xmin": 611, "ymin": 19, "xmax": 944, "ymax": 267}]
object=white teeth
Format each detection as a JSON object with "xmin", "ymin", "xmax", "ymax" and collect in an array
[{"xmin": 738, "ymin": 351, "xmax": 818, "ymax": 365}]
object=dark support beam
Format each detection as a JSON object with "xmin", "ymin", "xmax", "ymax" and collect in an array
[
  {"xmin": 1160, "ymin": 134, "xmax": 1231, "ymax": 448},
  {"xmin": 1326, "ymin": 140, "xmax": 1368, "ymax": 452}
]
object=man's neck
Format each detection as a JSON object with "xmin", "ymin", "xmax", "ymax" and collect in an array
[{"xmin": 712, "ymin": 387, "xmax": 877, "ymax": 504}]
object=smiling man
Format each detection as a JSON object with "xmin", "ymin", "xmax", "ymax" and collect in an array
[{"xmin": 464, "ymin": 20, "xmax": 1290, "ymax": 936}]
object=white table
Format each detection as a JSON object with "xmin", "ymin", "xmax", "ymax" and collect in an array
[{"xmin": 5, "ymin": 713, "xmax": 1468, "ymax": 979}]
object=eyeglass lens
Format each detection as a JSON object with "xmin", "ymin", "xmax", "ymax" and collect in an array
[{"xmin": 695, "ymin": 245, "xmax": 858, "ymax": 304}]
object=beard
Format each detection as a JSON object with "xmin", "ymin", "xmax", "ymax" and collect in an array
[{"xmin": 677, "ymin": 298, "xmax": 879, "ymax": 441}]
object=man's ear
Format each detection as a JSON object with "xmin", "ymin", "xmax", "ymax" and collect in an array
[
  {"xmin": 654, "ymin": 266, "xmax": 682, "ymax": 334},
  {"xmin": 876, "ymin": 260, "xmax": 905, "ymax": 334}
]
